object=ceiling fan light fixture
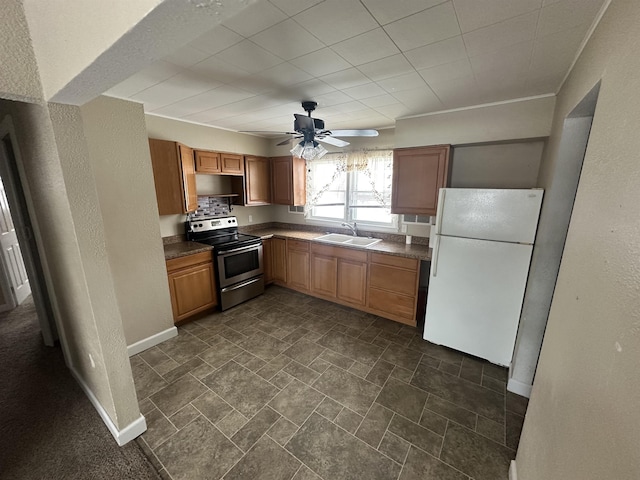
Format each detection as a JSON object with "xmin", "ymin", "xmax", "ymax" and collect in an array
[{"xmin": 291, "ymin": 141, "xmax": 328, "ymax": 161}]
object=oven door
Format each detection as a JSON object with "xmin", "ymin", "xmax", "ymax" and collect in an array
[{"xmin": 216, "ymin": 244, "xmax": 263, "ymax": 288}]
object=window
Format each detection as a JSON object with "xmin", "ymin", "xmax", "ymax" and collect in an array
[{"xmin": 306, "ymin": 150, "xmax": 396, "ymax": 227}]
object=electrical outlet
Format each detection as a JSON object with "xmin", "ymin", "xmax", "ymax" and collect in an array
[
  {"xmin": 401, "ymin": 224, "xmax": 407, "ymax": 233},
  {"xmin": 248, "ymin": 215, "xmax": 253, "ymax": 223}
]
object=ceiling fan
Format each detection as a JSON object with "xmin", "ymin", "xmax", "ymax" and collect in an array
[{"xmin": 242, "ymin": 101, "xmax": 379, "ymax": 153}]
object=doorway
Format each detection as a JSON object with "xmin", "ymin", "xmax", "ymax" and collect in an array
[{"xmin": 0, "ymin": 118, "xmax": 57, "ymax": 346}]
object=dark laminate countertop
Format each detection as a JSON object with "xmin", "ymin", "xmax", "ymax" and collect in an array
[
  {"xmin": 164, "ymin": 241, "xmax": 213, "ymax": 261},
  {"xmin": 248, "ymin": 228, "xmax": 432, "ymax": 261}
]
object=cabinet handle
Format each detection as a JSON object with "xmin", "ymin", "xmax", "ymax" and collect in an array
[
  {"xmin": 431, "ymin": 234, "xmax": 440, "ymax": 278},
  {"xmin": 434, "ymin": 189, "xmax": 445, "ymax": 235}
]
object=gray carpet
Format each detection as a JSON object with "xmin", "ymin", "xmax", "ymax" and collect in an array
[{"xmin": 0, "ymin": 297, "xmax": 160, "ymax": 480}]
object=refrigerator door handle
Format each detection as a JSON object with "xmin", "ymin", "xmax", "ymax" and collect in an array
[
  {"xmin": 434, "ymin": 189, "xmax": 446, "ymax": 235},
  {"xmin": 432, "ymin": 234, "xmax": 440, "ymax": 277}
]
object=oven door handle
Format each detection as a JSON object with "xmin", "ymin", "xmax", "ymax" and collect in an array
[
  {"xmin": 217, "ymin": 244, "xmax": 261, "ymax": 256},
  {"xmin": 220, "ymin": 276, "xmax": 263, "ymax": 293}
]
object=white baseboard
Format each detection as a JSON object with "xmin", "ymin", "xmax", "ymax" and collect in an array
[
  {"xmin": 70, "ymin": 367, "xmax": 147, "ymax": 446},
  {"xmin": 507, "ymin": 378, "xmax": 532, "ymax": 398},
  {"xmin": 510, "ymin": 460, "xmax": 518, "ymax": 480},
  {"xmin": 127, "ymin": 326, "xmax": 177, "ymax": 357}
]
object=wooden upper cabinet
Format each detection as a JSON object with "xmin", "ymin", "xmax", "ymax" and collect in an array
[
  {"xmin": 391, "ymin": 145, "xmax": 450, "ymax": 216},
  {"xmin": 195, "ymin": 150, "xmax": 221, "ymax": 174},
  {"xmin": 194, "ymin": 150, "xmax": 244, "ymax": 175},
  {"xmin": 220, "ymin": 152, "xmax": 244, "ymax": 175},
  {"xmin": 244, "ymin": 156, "xmax": 271, "ymax": 205},
  {"xmin": 271, "ymin": 156, "xmax": 306, "ymax": 206},
  {"xmin": 149, "ymin": 138, "xmax": 197, "ymax": 215}
]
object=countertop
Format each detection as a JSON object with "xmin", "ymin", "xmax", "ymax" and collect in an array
[{"xmin": 164, "ymin": 229, "xmax": 431, "ymax": 262}]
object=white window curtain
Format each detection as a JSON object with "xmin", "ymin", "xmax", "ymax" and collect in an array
[{"xmin": 304, "ymin": 149, "xmax": 394, "ymax": 220}]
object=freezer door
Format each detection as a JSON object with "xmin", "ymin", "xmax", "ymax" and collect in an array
[
  {"xmin": 424, "ymin": 235, "xmax": 533, "ymax": 366},
  {"xmin": 435, "ymin": 188, "xmax": 543, "ymax": 244}
]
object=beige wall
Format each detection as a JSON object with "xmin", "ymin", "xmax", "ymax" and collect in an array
[
  {"xmin": 516, "ymin": 0, "xmax": 640, "ymax": 478},
  {"xmin": 0, "ymin": 1, "xmax": 42, "ymax": 103},
  {"xmin": 145, "ymin": 114, "xmax": 274, "ymax": 235},
  {"xmin": 0, "ymin": 99, "xmax": 139, "ymax": 430},
  {"xmin": 450, "ymin": 141, "xmax": 545, "ymax": 189},
  {"xmin": 80, "ymin": 96, "xmax": 174, "ymax": 346},
  {"xmin": 395, "ymin": 96, "xmax": 555, "ymax": 148}
]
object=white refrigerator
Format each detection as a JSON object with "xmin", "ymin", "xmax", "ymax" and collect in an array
[{"xmin": 424, "ymin": 188, "xmax": 544, "ymax": 366}]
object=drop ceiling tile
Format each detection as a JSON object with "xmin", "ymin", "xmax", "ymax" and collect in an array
[
  {"xmin": 428, "ymin": 75, "xmax": 480, "ymax": 108},
  {"xmin": 342, "ymin": 82, "xmax": 387, "ymax": 100},
  {"xmin": 163, "ymin": 45, "xmax": 211, "ymax": 68},
  {"xmin": 290, "ymin": 48, "xmax": 352, "ymax": 77},
  {"xmin": 361, "ymin": 0, "xmax": 448, "ymax": 25},
  {"xmin": 251, "ymin": 19, "xmax": 325, "ymax": 60},
  {"xmin": 331, "ymin": 28, "xmax": 400, "ymax": 66},
  {"xmin": 453, "ymin": 0, "xmax": 542, "ymax": 33},
  {"xmin": 530, "ymin": 24, "xmax": 586, "ymax": 72},
  {"xmin": 537, "ymin": 0, "xmax": 604, "ymax": 37},
  {"xmin": 384, "ymin": 2, "xmax": 460, "ymax": 51},
  {"xmin": 392, "ymin": 87, "xmax": 443, "ymax": 113},
  {"xmin": 106, "ymin": 61, "xmax": 182, "ymax": 98},
  {"xmin": 418, "ymin": 58, "xmax": 473, "ymax": 84},
  {"xmin": 312, "ymin": 91, "xmax": 353, "ymax": 107},
  {"xmin": 255, "ymin": 62, "xmax": 313, "ymax": 87},
  {"xmin": 320, "ymin": 68, "xmax": 371, "ymax": 90},
  {"xmin": 151, "ymin": 86, "xmax": 254, "ymax": 118},
  {"xmin": 374, "ymin": 103, "xmax": 411, "ymax": 118},
  {"xmin": 286, "ymin": 78, "xmax": 336, "ymax": 99},
  {"xmin": 463, "ymin": 11, "xmax": 538, "ymax": 57},
  {"xmin": 331, "ymin": 101, "xmax": 369, "ymax": 114},
  {"xmin": 189, "ymin": 56, "xmax": 251, "ymax": 84},
  {"xmin": 215, "ymin": 40, "xmax": 284, "ymax": 74},
  {"xmin": 293, "ymin": 0, "xmax": 379, "ymax": 45},
  {"xmin": 269, "ymin": 0, "xmax": 324, "ymax": 16},
  {"xmin": 188, "ymin": 26, "xmax": 244, "ymax": 55},
  {"xmin": 186, "ymin": 95, "xmax": 286, "ymax": 123},
  {"xmin": 404, "ymin": 36, "xmax": 467, "ymax": 70},
  {"xmin": 377, "ymin": 72, "xmax": 427, "ymax": 94},
  {"xmin": 221, "ymin": 1, "xmax": 288, "ymax": 37},
  {"xmin": 357, "ymin": 54, "xmax": 415, "ymax": 81},
  {"xmin": 469, "ymin": 41, "xmax": 533, "ymax": 75},
  {"xmin": 359, "ymin": 94, "xmax": 401, "ymax": 108},
  {"xmin": 133, "ymin": 72, "xmax": 221, "ymax": 110}
]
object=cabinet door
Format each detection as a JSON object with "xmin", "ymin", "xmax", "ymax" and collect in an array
[
  {"xmin": 195, "ymin": 150, "xmax": 221, "ymax": 174},
  {"xmin": 287, "ymin": 241, "xmax": 310, "ymax": 292},
  {"xmin": 167, "ymin": 262, "xmax": 217, "ymax": 323},
  {"xmin": 221, "ymin": 153, "xmax": 244, "ymax": 175},
  {"xmin": 179, "ymin": 144, "xmax": 197, "ymax": 213},
  {"xmin": 337, "ymin": 259, "xmax": 367, "ymax": 306},
  {"xmin": 263, "ymin": 238, "xmax": 273, "ymax": 284},
  {"xmin": 391, "ymin": 145, "xmax": 450, "ymax": 215},
  {"xmin": 311, "ymin": 253, "xmax": 337, "ymax": 298},
  {"xmin": 271, "ymin": 156, "xmax": 306, "ymax": 206},
  {"xmin": 245, "ymin": 156, "xmax": 271, "ymax": 205},
  {"xmin": 271, "ymin": 238, "xmax": 287, "ymax": 284},
  {"xmin": 149, "ymin": 139, "xmax": 196, "ymax": 215}
]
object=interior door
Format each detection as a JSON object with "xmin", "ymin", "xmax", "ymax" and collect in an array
[
  {"xmin": 424, "ymin": 235, "xmax": 533, "ymax": 366},
  {"xmin": 0, "ymin": 176, "xmax": 30, "ymax": 308}
]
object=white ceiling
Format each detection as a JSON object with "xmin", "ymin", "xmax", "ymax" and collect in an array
[{"xmin": 106, "ymin": 0, "xmax": 606, "ymax": 136}]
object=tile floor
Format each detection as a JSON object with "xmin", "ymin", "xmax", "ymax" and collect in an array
[{"xmin": 131, "ymin": 286, "xmax": 528, "ymax": 480}]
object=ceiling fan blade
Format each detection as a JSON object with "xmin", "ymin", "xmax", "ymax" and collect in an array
[
  {"xmin": 328, "ymin": 129, "xmax": 379, "ymax": 137},
  {"xmin": 317, "ymin": 136, "xmax": 349, "ymax": 147},
  {"xmin": 239, "ymin": 130, "xmax": 297, "ymax": 135}
]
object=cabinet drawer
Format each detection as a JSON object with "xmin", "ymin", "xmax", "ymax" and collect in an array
[
  {"xmin": 368, "ymin": 287, "xmax": 415, "ymax": 320},
  {"xmin": 370, "ymin": 252, "xmax": 418, "ymax": 271},
  {"xmin": 287, "ymin": 239, "xmax": 309, "ymax": 252},
  {"xmin": 166, "ymin": 251, "xmax": 214, "ymax": 272},
  {"xmin": 369, "ymin": 263, "xmax": 418, "ymax": 297},
  {"xmin": 311, "ymin": 243, "xmax": 368, "ymax": 262}
]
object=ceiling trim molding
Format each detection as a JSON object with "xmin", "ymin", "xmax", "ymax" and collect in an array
[{"xmin": 396, "ymin": 93, "xmax": 556, "ymax": 120}]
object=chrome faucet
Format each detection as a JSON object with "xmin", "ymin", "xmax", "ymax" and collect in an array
[{"xmin": 341, "ymin": 222, "xmax": 358, "ymax": 236}]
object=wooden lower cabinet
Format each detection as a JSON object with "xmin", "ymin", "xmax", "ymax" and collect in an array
[
  {"xmin": 286, "ymin": 239, "xmax": 310, "ymax": 292},
  {"xmin": 271, "ymin": 237, "xmax": 287, "ymax": 284},
  {"xmin": 311, "ymin": 250, "xmax": 338, "ymax": 298},
  {"xmin": 310, "ymin": 243, "xmax": 367, "ymax": 307},
  {"xmin": 337, "ymin": 259, "xmax": 367, "ymax": 306},
  {"xmin": 166, "ymin": 251, "xmax": 217, "ymax": 324},
  {"xmin": 367, "ymin": 253, "xmax": 420, "ymax": 326}
]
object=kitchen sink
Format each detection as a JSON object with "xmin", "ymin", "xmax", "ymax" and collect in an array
[{"xmin": 313, "ymin": 233, "xmax": 382, "ymax": 248}]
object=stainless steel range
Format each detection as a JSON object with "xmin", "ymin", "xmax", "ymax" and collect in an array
[{"xmin": 186, "ymin": 216, "xmax": 263, "ymax": 311}]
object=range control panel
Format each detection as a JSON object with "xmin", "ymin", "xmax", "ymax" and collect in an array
[{"xmin": 189, "ymin": 216, "xmax": 238, "ymax": 233}]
